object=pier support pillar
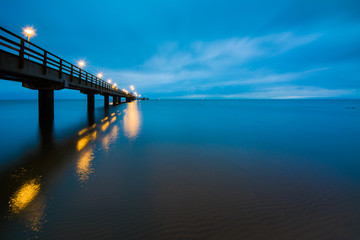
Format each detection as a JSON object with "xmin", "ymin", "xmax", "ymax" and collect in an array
[
  {"xmin": 87, "ymin": 94, "xmax": 95, "ymax": 112},
  {"xmin": 104, "ymin": 95, "xmax": 109, "ymax": 108},
  {"xmin": 113, "ymin": 96, "xmax": 117, "ymax": 105},
  {"xmin": 38, "ymin": 89, "xmax": 54, "ymax": 122},
  {"xmin": 88, "ymin": 109, "xmax": 95, "ymax": 126},
  {"xmin": 39, "ymin": 116, "xmax": 54, "ymax": 150},
  {"xmin": 126, "ymin": 97, "xmax": 132, "ymax": 102}
]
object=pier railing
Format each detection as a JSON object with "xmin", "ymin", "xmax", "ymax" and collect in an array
[{"xmin": 0, "ymin": 26, "xmax": 123, "ymax": 93}]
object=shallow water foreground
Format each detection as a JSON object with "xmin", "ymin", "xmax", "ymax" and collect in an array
[{"xmin": 0, "ymin": 99, "xmax": 360, "ymax": 239}]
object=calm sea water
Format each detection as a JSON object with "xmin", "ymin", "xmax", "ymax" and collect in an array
[{"xmin": 0, "ymin": 99, "xmax": 360, "ymax": 239}]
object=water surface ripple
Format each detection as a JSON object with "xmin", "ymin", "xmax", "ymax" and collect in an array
[{"xmin": 0, "ymin": 99, "xmax": 360, "ymax": 239}]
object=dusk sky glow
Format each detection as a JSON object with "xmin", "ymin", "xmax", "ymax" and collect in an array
[{"xmin": 1, "ymin": 0, "xmax": 359, "ymax": 99}]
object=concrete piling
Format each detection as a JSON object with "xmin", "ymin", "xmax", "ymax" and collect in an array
[
  {"xmin": 38, "ymin": 89, "xmax": 54, "ymax": 122},
  {"xmin": 87, "ymin": 94, "xmax": 95, "ymax": 112},
  {"xmin": 104, "ymin": 95, "xmax": 109, "ymax": 108}
]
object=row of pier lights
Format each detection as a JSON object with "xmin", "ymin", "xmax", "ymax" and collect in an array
[
  {"xmin": 78, "ymin": 61, "xmax": 142, "ymax": 98},
  {"xmin": 23, "ymin": 26, "xmax": 142, "ymax": 99},
  {"xmin": 21, "ymin": 26, "xmax": 145, "ymax": 122}
]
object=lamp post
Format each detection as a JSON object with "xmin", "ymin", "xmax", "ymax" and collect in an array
[
  {"xmin": 78, "ymin": 60, "xmax": 85, "ymax": 69},
  {"xmin": 78, "ymin": 60, "xmax": 85, "ymax": 80},
  {"xmin": 22, "ymin": 26, "xmax": 36, "ymax": 59}
]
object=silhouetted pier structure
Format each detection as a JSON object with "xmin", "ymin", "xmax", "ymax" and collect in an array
[{"xmin": 0, "ymin": 26, "xmax": 138, "ymax": 122}]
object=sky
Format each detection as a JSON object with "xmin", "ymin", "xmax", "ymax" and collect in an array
[{"xmin": 0, "ymin": 0, "xmax": 359, "ymax": 99}]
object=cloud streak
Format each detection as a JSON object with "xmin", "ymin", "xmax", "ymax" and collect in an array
[
  {"xmin": 177, "ymin": 86, "xmax": 356, "ymax": 99},
  {"xmin": 101, "ymin": 32, "xmax": 356, "ymax": 99},
  {"xmin": 143, "ymin": 32, "xmax": 321, "ymax": 71}
]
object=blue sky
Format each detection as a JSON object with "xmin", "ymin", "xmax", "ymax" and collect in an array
[{"xmin": 0, "ymin": 0, "xmax": 359, "ymax": 99}]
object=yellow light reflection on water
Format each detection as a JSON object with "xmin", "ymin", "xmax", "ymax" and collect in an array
[
  {"xmin": 9, "ymin": 179, "xmax": 41, "ymax": 214},
  {"xmin": 8, "ymin": 177, "xmax": 47, "ymax": 232},
  {"xmin": 123, "ymin": 102, "xmax": 141, "ymax": 139},
  {"xmin": 101, "ymin": 116, "xmax": 108, "ymax": 123},
  {"xmin": 102, "ymin": 125, "xmax": 119, "ymax": 150},
  {"xmin": 23, "ymin": 194, "xmax": 47, "ymax": 232},
  {"xmin": 78, "ymin": 124, "xmax": 96, "ymax": 136},
  {"xmin": 76, "ymin": 149, "xmax": 95, "ymax": 184},
  {"xmin": 77, "ymin": 136, "xmax": 90, "ymax": 151},
  {"xmin": 111, "ymin": 112, "xmax": 115, "ymax": 117},
  {"xmin": 110, "ymin": 116, "xmax": 116, "ymax": 124},
  {"xmin": 77, "ymin": 130, "xmax": 97, "ymax": 151},
  {"xmin": 102, "ymin": 136, "xmax": 110, "ymax": 150},
  {"xmin": 78, "ymin": 128, "xmax": 88, "ymax": 136},
  {"xmin": 91, "ymin": 131, "xmax": 97, "ymax": 139},
  {"xmin": 101, "ymin": 121, "xmax": 109, "ymax": 132}
]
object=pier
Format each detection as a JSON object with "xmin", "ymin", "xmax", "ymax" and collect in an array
[{"xmin": 0, "ymin": 26, "xmax": 139, "ymax": 122}]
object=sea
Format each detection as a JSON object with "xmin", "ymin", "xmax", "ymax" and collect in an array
[{"xmin": 0, "ymin": 99, "xmax": 359, "ymax": 239}]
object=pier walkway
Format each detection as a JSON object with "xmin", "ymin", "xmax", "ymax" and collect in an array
[{"xmin": 0, "ymin": 26, "xmax": 137, "ymax": 121}]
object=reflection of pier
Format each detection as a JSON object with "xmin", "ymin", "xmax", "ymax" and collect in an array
[
  {"xmin": 0, "ymin": 27, "xmax": 138, "ymax": 122},
  {"xmin": 0, "ymin": 102, "xmax": 141, "ymax": 235},
  {"xmin": 123, "ymin": 101, "xmax": 141, "ymax": 139}
]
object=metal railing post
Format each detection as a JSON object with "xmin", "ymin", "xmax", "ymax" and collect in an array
[
  {"xmin": 19, "ymin": 39, "xmax": 25, "ymax": 68},
  {"xmin": 59, "ymin": 59, "xmax": 62, "ymax": 79},
  {"xmin": 70, "ymin": 65, "xmax": 73, "ymax": 82},
  {"xmin": 43, "ymin": 51, "xmax": 47, "ymax": 75}
]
